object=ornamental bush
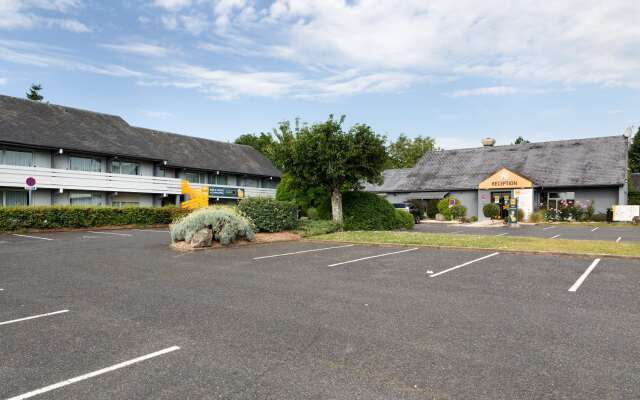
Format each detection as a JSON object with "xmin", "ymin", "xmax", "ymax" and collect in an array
[
  {"xmin": 483, "ymin": 203, "xmax": 501, "ymax": 219},
  {"xmin": 0, "ymin": 206, "xmax": 188, "ymax": 231},
  {"xmin": 450, "ymin": 204, "xmax": 467, "ymax": 219},
  {"xmin": 394, "ymin": 209, "xmax": 415, "ymax": 229},
  {"xmin": 437, "ymin": 196, "xmax": 460, "ymax": 221},
  {"xmin": 340, "ymin": 191, "xmax": 401, "ymax": 231},
  {"xmin": 170, "ymin": 207, "xmax": 254, "ymax": 245},
  {"xmin": 238, "ymin": 197, "xmax": 298, "ymax": 232}
]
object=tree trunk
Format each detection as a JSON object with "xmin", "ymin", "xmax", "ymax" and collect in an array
[{"xmin": 331, "ymin": 188, "xmax": 343, "ymax": 226}]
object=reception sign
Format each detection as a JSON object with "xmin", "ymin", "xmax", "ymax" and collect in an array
[{"xmin": 478, "ymin": 168, "xmax": 533, "ymax": 190}]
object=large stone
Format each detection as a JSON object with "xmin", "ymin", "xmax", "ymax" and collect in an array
[
  {"xmin": 190, "ymin": 228, "xmax": 213, "ymax": 248},
  {"xmin": 435, "ymin": 213, "xmax": 446, "ymax": 221}
]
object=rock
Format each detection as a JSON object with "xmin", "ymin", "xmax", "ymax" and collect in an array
[
  {"xmin": 189, "ymin": 228, "xmax": 213, "ymax": 248},
  {"xmin": 435, "ymin": 213, "xmax": 446, "ymax": 221},
  {"xmin": 632, "ymin": 216, "xmax": 640, "ymax": 225}
]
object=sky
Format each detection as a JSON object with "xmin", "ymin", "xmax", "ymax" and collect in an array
[{"xmin": 0, "ymin": 0, "xmax": 638, "ymax": 149}]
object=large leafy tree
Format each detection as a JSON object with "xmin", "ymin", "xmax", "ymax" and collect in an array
[
  {"xmin": 274, "ymin": 115, "xmax": 387, "ymax": 224},
  {"xmin": 26, "ymin": 84, "xmax": 44, "ymax": 101},
  {"xmin": 235, "ymin": 132, "xmax": 278, "ymax": 167},
  {"xmin": 629, "ymin": 127, "xmax": 640, "ymax": 173},
  {"xmin": 386, "ymin": 134, "xmax": 436, "ymax": 168}
]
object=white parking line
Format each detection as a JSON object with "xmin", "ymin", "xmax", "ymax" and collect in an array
[
  {"xmin": 87, "ymin": 231, "xmax": 132, "ymax": 237},
  {"xmin": 81, "ymin": 236, "xmax": 101, "ymax": 239},
  {"xmin": 134, "ymin": 229, "xmax": 169, "ymax": 233},
  {"xmin": 568, "ymin": 259, "xmax": 601, "ymax": 292},
  {"xmin": 254, "ymin": 244, "xmax": 355, "ymax": 260},
  {"xmin": 591, "ymin": 227, "xmax": 599, "ymax": 232},
  {"xmin": 495, "ymin": 232, "xmax": 509, "ymax": 237},
  {"xmin": 543, "ymin": 226, "xmax": 556, "ymax": 230},
  {"xmin": 550, "ymin": 234, "xmax": 561, "ymax": 239},
  {"xmin": 11, "ymin": 234, "xmax": 53, "ymax": 241},
  {"xmin": 616, "ymin": 237, "xmax": 622, "ymax": 243},
  {"xmin": 328, "ymin": 248, "xmax": 418, "ymax": 267},
  {"xmin": 0, "ymin": 309, "xmax": 69, "ymax": 326},
  {"xmin": 5, "ymin": 346, "xmax": 180, "ymax": 400},
  {"xmin": 428, "ymin": 252, "xmax": 500, "ymax": 277}
]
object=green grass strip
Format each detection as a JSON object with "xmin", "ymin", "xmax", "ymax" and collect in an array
[{"xmin": 314, "ymin": 231, "xmax": 640, "ymax": 258}]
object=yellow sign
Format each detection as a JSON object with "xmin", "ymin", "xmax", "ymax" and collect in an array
[
  {"xmin": 180, "ymin": 180, "xmax": 209, "ymax": 209},
  {"xmin": 478, "ymin": 168, "xmax": 533, "ymax": 190}
]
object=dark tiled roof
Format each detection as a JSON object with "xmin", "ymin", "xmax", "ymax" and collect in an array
[
  {"xmin": 631, "ymin": 173, "xmax": 640, "ymax": 192},
  {"xmin": 362, "ymin": 168, "xmax": 412, "ymax": 192},
  {"xmin": 373, "ymin": 136, "xmax": 628, "ymax": 192},
  {"xmin": 0, "ymin": 94, "xmax": 281, "ymax": 177}
]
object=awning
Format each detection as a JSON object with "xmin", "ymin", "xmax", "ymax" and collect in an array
[{"xmin": 407, "ymin": 192, "xmax": 449, "ymax": 200}]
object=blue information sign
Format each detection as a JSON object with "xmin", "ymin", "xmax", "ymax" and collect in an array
[{"xmin": 209, "ymin": 186, "xmax": 239, "ymax": 198}]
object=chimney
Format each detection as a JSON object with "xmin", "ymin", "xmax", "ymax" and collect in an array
[{"xmin": 481, "ymin": 137, "xmax": 496, "ymax": 147}]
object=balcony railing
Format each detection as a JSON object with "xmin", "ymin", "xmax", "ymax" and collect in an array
[{"xmin": 0, "ymin": 164, "xmax": 276, "ymax": 198}]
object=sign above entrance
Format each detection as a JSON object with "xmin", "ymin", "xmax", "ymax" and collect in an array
[{"xmin": 478, "ymin": 168, "xmax": 533, "ymax": 190}]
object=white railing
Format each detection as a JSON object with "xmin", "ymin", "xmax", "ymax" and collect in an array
[{"xmin": 0, "ymin": 164, "xmax": 276, "ymax": 198}]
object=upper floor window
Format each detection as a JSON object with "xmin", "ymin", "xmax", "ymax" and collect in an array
[
  {"xmin": 241, "ymin": 177, "xmax": 259, "ymax": 187},
  {"xmin": 111, "ymin": 160, "xmax": 139, "ymax": 175},
  {"xmin": 1, "ymin": 149, "xmax": 33, "ymax": 167},
  {"xmin": 184, "ymin": 171, "xmax": 207, "ymax": 184},
  {"xmin": 70, "ymin": 156, "xmax": 101, "ymax": 172},
  {"xmin": 215, "ymin": 174, "xmax": 227, "ymax": 185}
]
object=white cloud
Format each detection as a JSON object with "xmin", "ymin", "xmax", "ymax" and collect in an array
[
  {"xmin": 142, "ymin": 110, "xmax": 174, "ymax": 119},
  {"xmin": 153, "ymin": 0, "xmax": 194, "ymax": 11},
  {"xmin": 0, "ymin": 39, "xmax": 144, "ymax": 78},
  {"xmin": 179, "ymin": 13, "xmax": 209, "ymax": 35},
  {"xmin": 0, "ymin": 78, "xmax": 7, "ymax": 85},
  {"xmin": 0, "ymin": 0, "xmax": 89, "ymax": 32},
  {"xmin": 448, "ymin": 86, "xmax": 519, "ymax": 98},
  {"xmin": 101, "ymin": 43, "xmax": 170, "ymax": 57}
]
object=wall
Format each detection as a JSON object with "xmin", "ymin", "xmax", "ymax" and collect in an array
[
  {"xmin": 32, "ymin": 189, "xmax": 52, "ymax": 206},
  {"xmin": 449, "ymin": 191, "xmax": 478, "ymax": 218},
  {"xmin": 566, "ymin": 187, "xmax": 619, "ymax": 213},
  {"xmin": 109, "ymin": 192, "xmax": 154, "ymax": 207},
  {"xmin": 476, "ymin": 189, "xmax": 493, "ymax": 221}
]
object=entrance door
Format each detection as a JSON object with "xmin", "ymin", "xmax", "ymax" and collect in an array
[{"xmin": 491, "ymin": 191, "xmax": 511, "ymax": 219}]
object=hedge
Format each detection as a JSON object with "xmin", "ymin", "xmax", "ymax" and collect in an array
[
  {"xmin": 238, "ymin": 197, "xmax": 298, "ymax": 232},
  {"xmin": 340, "ymin": 191, "xmax": 409, "ymax": 231},
  {"xmin": 630, "ymin": 192, "xmax": 640, "ymax": 205},
  {"xmin": 0, "ymin": 206, "xmax": 189, "ymax": 231},
  {"xmin": 394, "ymin": 209, "xmax": 414, "ymax": 229}
]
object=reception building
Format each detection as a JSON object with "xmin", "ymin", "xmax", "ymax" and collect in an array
[
  {"xmin": 365, "ymin": 136, "xmax": 630, "ymax": 221},
  {"xmin": 0, "ymin": 95, "xmax": 281, "ymax": 207}
]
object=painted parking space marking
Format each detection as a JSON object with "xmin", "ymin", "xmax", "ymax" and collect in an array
[
  {"xmin": 254, "ymin": 244, "xmax": 355, "ymax": 260},
  {"xmin": 328, "ymin": 248, "xmax": 418, "ymax": 267},
  {"xmin": 591, "ymin": 227, "xmax": 600, "ymax": 232},
  {"xmin": 0, "ymin": 309, "xmax": 69, "ymax": 326},
  {"xmin": 11, "ymin": 234, "xmax": 53, "ymax": 241},
  {"xmin": 5, "ymin": 346, "xmax": 181, "ymax": 400},
  {"xmin": 134, "ymin": 229, "xmax": 169, "ymax": 233},
  {"xmin": 543, "ymin": 226, "xmax": 556, "ymax": 230},
  {"xmin": 81, "ymin": 235, "xmax": 101, "ymax": 239},
  {"xmin": 428, "ymin": 252, "xmax": 500, "ymax": 278},
  {"xmin": 87, "ymin": 231, "xmax": 133, "ymax": 237},
  {"xmin": 550, "ymin": 234, "xmax": 561, "ymax": 239},
  {"xmin": 496, "ymin": 232, "xmax": 509, "ymax": 237},
  {"xmin": 616, "ymin": 237, "xmax": 622, "ymax": 243},
  {"xmin": 568, "ymin": 259, "xmax": 601, "ymax": 292}
]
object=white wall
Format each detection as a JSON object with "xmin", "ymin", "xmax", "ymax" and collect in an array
[{"xmin": 109, "ymin": 192, "xmax": 154, "ymax": 207}]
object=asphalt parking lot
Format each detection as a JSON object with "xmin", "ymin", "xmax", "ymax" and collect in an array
[
  {"xmin": 1, "ymin": 229, "xmax": 639, "ymax": 399},
  {"xmin": 413, "ymin": 222, "xmax": 640, "ymax": 242}
]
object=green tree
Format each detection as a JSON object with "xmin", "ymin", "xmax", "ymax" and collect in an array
[
  {"xmin": 386, "ymin": 134, "xmax": 436, "ymax": 168},
  {"xmin": 513, "ymin": 136, "xmax": 530, "ymax": 144},
  {"xmin": 274, "ymin": 115, "xmax": 387, "ymax": 224},
  {"xmin": 629, "ymin": 127, "xmax": 640, "ymax": 173},
  {"xmin": 26, "ymin": 84, "xmax": 44, "ymax": 101},
  {"xmin": 235, "ymin": 132, "xmax": 277, "ymax": 165}
]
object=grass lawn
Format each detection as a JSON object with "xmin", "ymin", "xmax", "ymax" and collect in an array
[{"xmin": 314, "ymin": 231, "xmax": 640, "ymax": 258}]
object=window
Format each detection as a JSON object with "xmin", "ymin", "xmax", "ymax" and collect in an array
[
  {"xmin": 215, "ymin": 174, "xmax": 228, "ymax": 185},
  {"xmin": 70, "ymin": 156, "xmax": 101, "ymax": 172},
  {"xmin": 1, "ymin": 149, "xmax": 33, "ymax": 167},
  {"xmin": 112, "ymin": 201, "xmax": 139, "ymax": 207},
  {"xmin": 241, "ymin": 177, "xmax": 259, "ymax": 187},
  {"xmin": 111, "ymin": 160, "xmax": 139, "ymax": 175},
  {"xmin": 70, "ymin": 192, "xmax": 103, "ymax": 206},
  {"xmin": 1, "ymin": 190, "xmax": 28, "ymax": 206},
  {"xmin": 184, "ymin": 171, "xmax": 207, "ymax": 184}
]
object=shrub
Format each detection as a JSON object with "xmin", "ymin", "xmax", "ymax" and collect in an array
[
  {"xmin": 394, "ymin": 209, "xmax": 414, "ymax": 229},
  {"xmin": 517, "ymin": 208, "xmax": 525, "ymax": 222},
  {"xmin": 450, "ymin": 204, "xmax": 467, "ymax": 219},
  {"xmin": 529, "ymin": 210, "xmax": 545, "ymax": 223},
  {"xmin": 170, "ymin": 207, "xmax": 254, "ymax": 245},
  {"xmin": 426, "ymin": 200, "xmax": 439, "ymax": 219},
  {"xmin": 591, "ymin": 213, "xmax": 607, "ymax": 222},
  {"xmin": 296, "ymin": 220, "xmax": 341, "ymax": 237},
  {"xmin": 470, "ymin": 216, "xmax": 478, "ymax": 223},
  {"xmin": 483, "ymin": 203, "xmax": 501, "ymax": 219},
  {"xmin": 630, "ymin": 192, "xmax": 640, "ymax": 205},
  {"xmin": 340, "ymin": 191, "xmax": 403, "ymax": 231},
  {"xmin": 0, "ymin": 206, "xmax": 188, "ymax": 231},
  {"xmin": 238, "ymin": 197, "xmax": 298, "ymax": 232},
  {"xmin": 306, "ymin": 207, "xmax": 319, "ymax": 220},
  {"xmin": 437, "ymin": 197, "xmax": 460, "ymax": 221}
]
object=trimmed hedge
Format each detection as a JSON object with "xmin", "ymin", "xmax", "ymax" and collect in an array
[
  {"xmin": 341, "ymin": 191, "xmax": 409, "ymax": 231},
  {"xmin": 394, "ymin": 209, "xmax": 415, "ymax": 229},
  {"xmin": 238, "ymin": 197, "xmax": 298, "ymax": 232},
  {"xmin": 0, "ymin": 206, "xmax": 189, "ymax": 231}
]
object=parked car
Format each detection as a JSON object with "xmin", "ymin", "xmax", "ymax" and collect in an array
[{"xmin": 393, "ymin": 203, "xmax": 421, "ymax": 224}]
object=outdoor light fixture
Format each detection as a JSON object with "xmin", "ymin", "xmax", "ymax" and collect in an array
[
  {"xmin": 58, "ymin": 148, "xmax": 64, "ymax": 154},
  {"xmin": 163, "ymin": 160, "xmax": 168, "ymax": 166},
  {"xmin": 58, "ymin": 188, "xmax": 64, "ymax": 194}
]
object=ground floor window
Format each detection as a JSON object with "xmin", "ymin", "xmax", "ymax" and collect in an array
[
  {"xmin": 112, "ymin": 201, "xmax": 139, "ymax": 207},
  {"xmin": 491, "ymin": 191, "xmax": 511, "ymax": 219},
  {"xmin": 70, "ymin": 192, "xmax": 103, "ymax": 206},
  {"xmin": 0, "ymin": 190, "xmax": 28, "ymax": 206},
  {"xmin": 541, "ymin": 191, "xmax": 575, "ymax": 210}
]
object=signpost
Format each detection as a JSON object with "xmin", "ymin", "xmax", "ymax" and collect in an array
[
  {"xmin": 507, "ymin": 196, "xmax": 518, "ymax": 226},
  {"xmin": 24, "ymin": 176, "xmax": 37, "ymax": 206}
]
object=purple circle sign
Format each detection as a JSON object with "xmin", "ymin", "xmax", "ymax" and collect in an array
[{"xmin": 25, "ymin": 176, "xmax": 36, "ymax": 187}]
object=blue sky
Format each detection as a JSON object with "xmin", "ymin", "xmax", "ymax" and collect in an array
[{"xmin": 0, "ymin": 0, "xmax": 638, "ymax": 149}]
